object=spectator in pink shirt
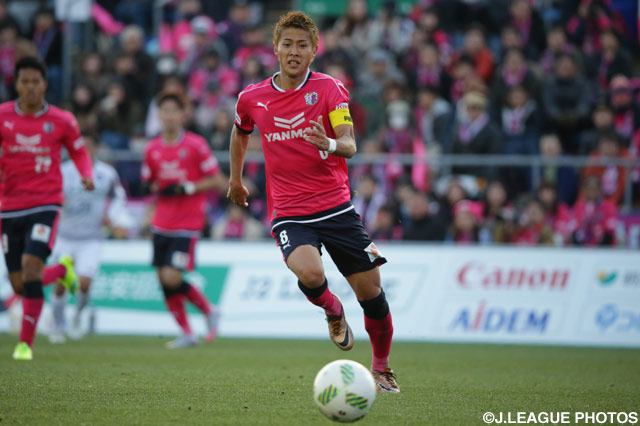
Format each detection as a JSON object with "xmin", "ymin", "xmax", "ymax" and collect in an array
[
  {"xmin": 571, "ymin": 174, "xmax": 618, "ymax": 246},
  {"xmin": 232, "ymin": 24, "xmax": 277, "ymax": 72},
  {"xmin": 159, "ymin": 0, "xmax": 216, "ymax": 62},
  {"xmin": 188, "ymin": 47, "xmax": 239, "ymax": 103}
]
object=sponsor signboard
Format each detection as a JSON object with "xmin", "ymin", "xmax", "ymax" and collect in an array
[
  {"xmin": 580, "ymin": 303, "xmax": 640, "ymax": 337},
  {"xmin": 0, "ymin": 242, "xmax": 638, "ymax": 346}
]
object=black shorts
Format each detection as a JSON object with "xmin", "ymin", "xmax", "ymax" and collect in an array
[
  {"xmin": 152, "ymin": 232, "xmax": 197, "ymax": 271},
  {"xmin": 270, "ymin": 202, "xmax": 387, "ymax": 277},
  {"xmin": 1, "ymin": 207, "xmax": 60, "ymax": 272}
]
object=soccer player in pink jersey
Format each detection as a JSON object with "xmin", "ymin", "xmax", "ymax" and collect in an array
[
  {"xmin": 0, "ymin": 57, "xmax": 95, "ymax": 360},
  {"xmin": 228, "ymin": 12, "xmax": 399, "ymax": 393},
  {"xmin": 142, "ymin": 92, "xmax": 221, "ymax": 349}
]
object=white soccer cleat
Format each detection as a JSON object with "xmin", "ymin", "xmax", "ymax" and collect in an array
[
  {"xmin": 48, "ymin": 330, "xmax": 66, "ymax": 344},
  {"xmin": 67, "ymin": 314, "xmax": 86, "ymax": 340},
  {"xmin": 165, "ymin": 334, "xmax": 199, "ymax": 349},
  {"xmin": 8, "ymin": 302, "xmax": 22, "ymax": 335},
  {"xmin": 204, "ymin": 309, "xmax": 219, "ymax": 342}
]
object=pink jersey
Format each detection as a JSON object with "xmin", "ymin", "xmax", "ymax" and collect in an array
[
  {"xmin": 0, "ymin": 101, "xmax": 93, "ymax": 212},
  {"xmin": 234, "ymin": 70, "xmax": 354, "ymax": 219},
  {"xmin": 142, "ymin": 131, "xmax": 219, "ymax": 232}
]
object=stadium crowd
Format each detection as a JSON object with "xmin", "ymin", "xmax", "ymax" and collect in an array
[{"xmin": 0, "ymin": 0, "xmax": 638, "ymax": 247}]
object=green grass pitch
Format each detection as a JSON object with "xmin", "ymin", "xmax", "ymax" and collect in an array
[{"xmin": 0, "ymin": 335, "xmax": 638, "ymax": 425}]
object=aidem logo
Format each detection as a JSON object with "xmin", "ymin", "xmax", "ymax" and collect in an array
[
  {"xmin": 266, "ymin": 112, "xmax": 311, "ymax": 142},
  {"xmin": 449, "ymin": 301, "xmax": 551, "ymax": 333}
]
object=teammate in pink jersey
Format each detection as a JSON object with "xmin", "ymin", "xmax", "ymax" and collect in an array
[
  {"xmin": 0, "ymin": 57, "xmax": 95, "ymax": 361},
  {"xmin": 228, "ymin": 12, "xmax": 399, "ymax": 393},
  {"xmin": 142, "ymin": 92, "xmax": 222, "ymax": 349}
]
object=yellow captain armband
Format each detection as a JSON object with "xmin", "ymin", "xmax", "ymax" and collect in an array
[{"xmin": 329, "ymin": 108, "xmax": 353, "ymax": 128}]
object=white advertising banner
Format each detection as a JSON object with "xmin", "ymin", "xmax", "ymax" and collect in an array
[{"xmin": 0, "ymin": 242, "xmax": 638, "ymax": 347}]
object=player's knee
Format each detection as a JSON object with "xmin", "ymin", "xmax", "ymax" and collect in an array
[
  {"xmin": 359, "ymin": 289, "xmax": 389, "ymax": 320},
  {"xmin": 298, "ymin": 268, "xmax": 325, "ymax": 288},
  {"xmin": 159, "ymin": 267, "xmax": 182, "ymax": 287},
  {"xmin": 161, "ymin": 285, "xmax": 181, "ymax": 298},
  {"xmin": 23, "ymin": 280, "xmax": 44, "ymax": 299},
  {"xmin": 8, "ymin": 272, "xmax": 24, "ymax": 295},
  {"xmin": 79, "ymin": 277, "xmax": 92, "ymax": 293},
  {"xmin": 22, "ymin": 256, "xmax": 44, "ymax": 282},
  {"xmin": 54, "ymin": 282, "xmax": 66, "ymax": 296},
  {"xmin": 298, "ymin": 277, "xmax": 329, "ymax": 298}
]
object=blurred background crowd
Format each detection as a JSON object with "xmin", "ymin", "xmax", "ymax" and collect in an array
[{"xmin": 1, "ymin": 0, "xmax": 639, "ymax": 247}]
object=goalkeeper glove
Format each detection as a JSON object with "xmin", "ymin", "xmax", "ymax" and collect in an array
[
  {"xmin": 140, "ymin": 182, "xmax": 153, "ymax": 196},
  {"xmin": 159, "ymin": 182, "xmax": 196, "ymax": 196}
]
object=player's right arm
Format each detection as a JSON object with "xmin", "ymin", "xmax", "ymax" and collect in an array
[
  {"xmin": 106, "ymin": 168, "xmax": 130, "ymax": 224},
  {"xmin": 140, "ymin": 144, "xmax": 157, "ymax": 195},
  {"xmin": 227, "ymin": 125, "xmax": 250, "ymax": 207},
  {"xmin": 228, "ymin": 92, "xmax": 255, "ymax": 207}
]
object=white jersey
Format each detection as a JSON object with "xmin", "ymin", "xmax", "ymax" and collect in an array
[
  {"xmin": 58, "ymin": 160, "xmax": 129, "ymax": 240},
  {"xmin": 52, "ymin": 237, "xmax": 102, "ymax": 278}
]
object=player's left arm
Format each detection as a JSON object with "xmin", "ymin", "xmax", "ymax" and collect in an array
[
  {"xmin": 106, "ymin": 173, "xmax": 128, "ymax": 216},
  {"xmin": 196, "ymin": 171, "xmax": 228, "ymax": 192},
  {"xmin": 63, "ymin": 114, "xmax": 94, "ymax": 190},
  {"xmin": 190, "ymin": 153, "xmax": 229, "ymax": 193},
  {"xmin": 191, "ymin": 173, "xmax": 220, "ymax": 193},
  {"xmin": 105, "ymin": 174, "xmax": 132, "ymax": 231},
  {"xmin": 303, "ymin": 115, "xmax": 356, "ymax": 158}
]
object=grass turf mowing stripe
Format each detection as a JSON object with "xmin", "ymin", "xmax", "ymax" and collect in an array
[{"xmin": 0, "ymin": 335, "xmax": 638, "ymax": 425}]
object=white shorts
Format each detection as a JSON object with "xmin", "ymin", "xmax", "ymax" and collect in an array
[{"xmin": 51, "ymin": 237, "xmax": 102, "ymax": 279}]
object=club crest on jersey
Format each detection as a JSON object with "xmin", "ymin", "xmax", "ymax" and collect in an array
[
  {"xmin": 179, "ymin": 149, "xmax": 187, "ymax": 158},
  {"xmin": 43, "ymin": 122, "xmax": 54, "ymax": 133},
  {"xmin": 305, "ymin": 92, "xmax": 318, "ymax": 106}
]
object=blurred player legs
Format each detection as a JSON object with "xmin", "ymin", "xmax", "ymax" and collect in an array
[
  {"xmin": 153, "ymin": 234, "xmax": 219, "ymax": 348},
  {"xmin": 44, "ymin": 132, "xmax": 131, "ymax": 343},
  {"xmin": 141, "ymin": 93, "xmax": 223, "ymax": 348},
  {"xmin": 49, "ymin": 238, "xmax": 102, "ymax": 343}
]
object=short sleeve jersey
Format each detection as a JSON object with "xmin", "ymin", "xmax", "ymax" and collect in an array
[
  {"xmin": 58, "ymin": 160, "xmax": 124, "ymax": 240},
  {"xmin": 0, "ymin": 101, "xmax": 88, "ymax": 212},
  {"xmin": 142, "ymin": 131, "xmax": 219, "ymax": 232},
  {"xmin": 234, "ymin": 70, "xmax": 354, "ymax": 219}
]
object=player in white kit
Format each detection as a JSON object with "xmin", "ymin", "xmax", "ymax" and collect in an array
[{"xmin": 49, "ymin": 132, "xmax": 130, "ymax": 342}]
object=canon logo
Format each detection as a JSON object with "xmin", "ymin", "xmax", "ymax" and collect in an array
[{"xmin": 457, "ymin": 262, "xmax": 569, "ymax": 290}]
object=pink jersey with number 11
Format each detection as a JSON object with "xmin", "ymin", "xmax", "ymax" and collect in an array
[
  {"xmin": 234, "ymin": 70, "xmax": 354, "ymax": 219},
  {"xmin": 0, "ymin": 101, "xmax": 92, "ymax": 212}
]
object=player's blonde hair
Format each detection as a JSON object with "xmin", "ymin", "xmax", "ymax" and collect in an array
[{"xmin": 273, "ymin": 11, "xmax": 319, "ymax": 50}]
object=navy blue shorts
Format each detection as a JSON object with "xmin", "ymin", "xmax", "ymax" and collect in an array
[
  {"xmin": 152, "ymin": 232, "xmax": 197, "ymax": 271},
  {"xmin": 1, "ymin": 208, "xmax": 60, "ymax": 272},
  {"xmin": 270, "ymin": 202, "xmax": 387, "ymax": 277}
]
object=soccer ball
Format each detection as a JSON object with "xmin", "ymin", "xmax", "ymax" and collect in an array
[{"xmin": 313, "ymin": 359, "xmax": 377, "ymax": 423}]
